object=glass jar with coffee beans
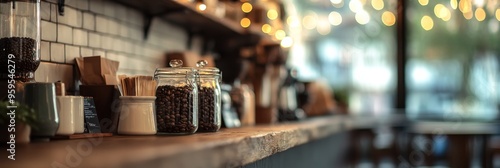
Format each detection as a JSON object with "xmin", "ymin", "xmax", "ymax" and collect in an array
[
  {"xmin": 195, "ymin": 60, "xmax": 221, "ymax": 132},
  {"xmin": 154, "ymin": 60, "xmax": 198, "ymax": 134},
  {"xmin": 0, "ymin": 0, "xmax": 41, "ymax": 82}
]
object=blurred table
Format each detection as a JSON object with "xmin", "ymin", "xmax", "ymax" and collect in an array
[{"xmin": 408, "ymin": 120, "xmax": 500, "ymax": 168}]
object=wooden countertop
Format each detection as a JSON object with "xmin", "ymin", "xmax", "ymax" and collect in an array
[{"xmin": 2, "ymin": 116, "xmax": 347, "ymax": 168}]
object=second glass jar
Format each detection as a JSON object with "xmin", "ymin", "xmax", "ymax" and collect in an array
[{"xmin": 196, "ymin": 60, "xmax": 221, "ymax": 132}]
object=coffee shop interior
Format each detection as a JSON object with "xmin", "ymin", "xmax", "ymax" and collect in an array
[{"xmin": 1, "ymin": 0, "xmax": 500, "ymax": 167}]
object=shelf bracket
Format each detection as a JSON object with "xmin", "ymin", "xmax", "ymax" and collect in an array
[
  {"xmin": 58, "ymin": 0, "xmax": 65, "ymax": 16},
  {"xmin": 143, "ymin": 15, "xmax": 154, "ymax": 40}
]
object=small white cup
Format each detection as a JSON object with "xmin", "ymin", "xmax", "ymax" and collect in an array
[
  {"xmin": 55, "ymin": 96, "xmax": 84, "ymax": 135},
  {"xmin": 118, "ymin": 96, "xmax": 157, "ymax": 135}
]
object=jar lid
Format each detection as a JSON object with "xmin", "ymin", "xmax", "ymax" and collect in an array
[
  {"xmin": 154, "ymin": 60, "xmax": 196, "ymax": 77},
  {"xmin": 196, "ymin": 60, "xmax": 220, "ymax": 76}
]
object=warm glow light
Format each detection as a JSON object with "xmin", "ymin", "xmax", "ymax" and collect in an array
[
  {"xmin": 442, "ymin": 9, "xmax": 452, "ymax": 21},
  {"xmin": 328, "ymin": 11, "xmax": 342, "ymax": 26},
  {"xmin": 280, "ymin": 37, "xmax": 293, "ymax": 48},
  {"xmin": 302, "ymin": 14, "xmax": 318, "ymax": 30},
  {"xmin": 267, "ymin": 9, "xmax": 278, "ymax": 20},
  {"xmin": 474, "ymin": 0, "xmax": 485, "ymax": 7},
  {"xmin": 355, "ymin": 10, "xmax": 370, "ymax": 24},
  {"xmin": 419, "ymin": 0, "xmax": 429, "ymax": 6},
  {"xmin": 497, "ymin": 9, "xmax": 500, "ymax": 21},
  {"xmin": 241, "ymin": 2, "xmax": 253, "ymax": 13},
  {"xmin": 349, "ymin": 0, "xmax": 363, "ymax": 13},
  {"xmin": 262, "ymin": 24, "xmax": 272, "ymax": 33},
  {"xmin": 459, "ymin": 0, "xmax": 472, "ymax": 13},
  {"xmin": 434, "ymin": 4, "xmax": 444, "ymax": 18},
  {"xmin": 450, "ymin": 0, "xmax": 458, "ymax": 9},
  {"xmin": 240, "ymin": 18, "xmax": 251, "ymax": 28},
  {"xmin": 275, "ymin": 30, "xmax": 286, "ymax": 40},
  {"xmin": 435, "ymin": 4, "xmax": 451, "ymax": 21},
  {"xmin": 371, "ymin": 0, "xmax": 384, "ymax": 10},
  {"xmin": 475, "ymin": 8, "xmax": 486, "ymax": 21},
  {"xmin": 332, "ymin": 0, "xmax": 344, "ymax": 8},
  {"xmin": 382, "ymin": 11, "xmax": 396, "ymax": 26},
  {"xmin": 330, "ymin": 0, "xmax": 342, "ymax": 4},
  {"xmin": 317, "ymin": 17, "xmax": 331, "ymax": 35},
  {"xmin": 198, "ymin": 3, "xmax": 207, "ymax": 11},
  {"xmin": 287, "ymin": 16, "xmax": 300, "ymax": 28},
  {"xmin": 464, "ymin": 10, "xmax": 473, "ymax": 20},
  {"xmin": 421, "ymin": 15, "xmax": 434, "ymax": 31}
]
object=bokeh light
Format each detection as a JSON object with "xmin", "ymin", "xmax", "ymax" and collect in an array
[
  {"xmin": 371, "ymin": 0, "xmax": 384, "ymax": 10},
  {"xmin": 262, "ymin": 24, "xmax": 272, "ymax": 34},
  {"xmin": 267, "ymin": 9, "xmax": 278, "ymax": 20},
  {"xmin": 241, "ymin": 2, "xmax": 253, "ymax": 13},
  {"xmin": 382, "ymin": 11, "xmax": 396, "ymax": 26},
  {"xmin": 328, "ymin": 11, "xmax": 342, "ymax": 26},
  {"xmin": 475, "ymin": 8, "xmax": 486, "ymax": 21},
  {"xmin": 355, "ymin": 10, "xmax": 370, "ymax": 25},
  {"xmin": 419, "ymin": 0, "xmax": 429, "ymax": 6},
  {"xmin": 240, "ymin": 18, "xmax": 251, "ymax": 28},
  {"xmin": 421, "ymin": 15, "xmax": 434, "ymax": 31}
]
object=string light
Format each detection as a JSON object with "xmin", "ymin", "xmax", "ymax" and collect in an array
[
  {"xmin": 475, "ymin": 8, "xmax": 486, "ymax": 21},
  {"xmin": 371, "ymin": 0, "xmax": 384, "ymax": 10},
  {"xmin": 419, "ymin": 0, "xmax": 429, "ymax": 6},
  {"xmin": 382, "ymin": 11, "xmax": 396, "ymax": 26},
  {"xmin": 241, "ymin": 2, "xmax": 253, "ymax": 13},
  {"xmin": 262, "ymin": 24, "xmax": 272, "ymax": 34},
  {"xmin": 496, "ymin": 9, "xmax": 500, "ymax": 21},
  {"xmin": 302, "ymin": 13, "xmax": 318, "ymax": 30},
  {"xmin": 197, "ymin": 3, "xmax": 207, "ymax": 11},
  {"xmin": 275, "ymin": 30, "xmax": 286, "ymax": 40},
  {"xmin": 328, "ymin": 11, "xmax": 342, "ymax": 26},
  {"xmin": 267, "ymin": 9, "xmax": 278, "ymax": 20},
  {"xmin": 463, "ymin": 10, "xmax": 473, "ymax": 20},
  {"xmin": 450, "ymin": 0, "xmax": 458, "ymax": 9},
  {"xmin": 349, "ymin": 0, "xmax": 363, "ymax": 13},
  {"xmin": 421, "ymin": 15, "xmax": 434, "ymax": 31},
  {"xmin": 240, "ymin": 18, "xmax": 251, "ymax": 28},
  {"xmin": 355, "ymin": 10, "xmax": 370, "ymax": 25}
]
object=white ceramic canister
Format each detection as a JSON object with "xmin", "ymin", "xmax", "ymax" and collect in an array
[{"xmin": 118, "ymin": 96, "xmax": 157, "ymax": 135}]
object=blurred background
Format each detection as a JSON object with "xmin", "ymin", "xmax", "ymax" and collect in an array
[{"xmin": 282, "ymin": 0, "xmax": 499, "ymax": 120}]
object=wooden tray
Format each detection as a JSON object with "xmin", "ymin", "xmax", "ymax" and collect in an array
[{"xmin": 52, "ymin": 133, "xmax": 113, "ymax": 140}]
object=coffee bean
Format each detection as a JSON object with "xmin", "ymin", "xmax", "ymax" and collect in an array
[
  {"xmin": 197, "ymin": 86, "xmax": 220, "ymax": 132},
  {"xmin": 155, "ymin": 85, "xmax": 197, "ymax": 134},
  {"xmin": 0, "ymin": 37, "xmax": 40, "ymax": 80}
]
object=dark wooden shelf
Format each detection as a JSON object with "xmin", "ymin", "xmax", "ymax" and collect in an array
[{"xmin": 113, "ymin": 0, "xmax": 249, "ymax": 38}]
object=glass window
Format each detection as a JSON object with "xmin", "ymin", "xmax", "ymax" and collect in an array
[{"xmin": 406, "ymin": 0, "xmax": 500, "ymax": 120}]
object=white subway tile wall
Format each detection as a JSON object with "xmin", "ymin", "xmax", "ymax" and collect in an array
[
  {"xmin": 40, "ymin": 41, "xmax": 51, "ymax": 61},
  {"xmin": 73, "ymin": 29, "xmax": 88, "ymax": 46},
  {"xmin": 83, "ymin": 12, "xmax": 95, "ymax": 31},
  {"xmin": 65, "ymin": 45, "xmax": 81, "ymax": 63},
  {"xmin": 41, "ymin": 20, "xmax": 57, "ymax": 41},
  {"xmin": 57, "ymin": 24, "xmax": 73, "ymax": 44},
  {"xmin": 50, "ymin": 43, "xmax": 65, "ymax": 63},
  {"xmin": 38, "ymin": 0, "xmax": 188, "ymax": 86},
  {"xmin": 50, "ymin": 4, "xmax": 57, "ymax": 22}
]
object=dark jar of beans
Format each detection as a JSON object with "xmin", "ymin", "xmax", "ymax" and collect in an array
[
  {"xmin": 0, "ymin": 0, "xmax": 41, "ymax": 82},
  {"xmin": 195, "ymin": 60, "xmax": 221, "ymax": 132},
  {"xmin": 154, "ymin": 60, "xmax": 198, "ymax": 135}
]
